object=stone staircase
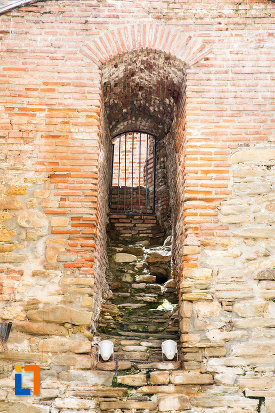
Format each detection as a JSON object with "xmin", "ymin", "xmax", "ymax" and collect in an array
[{"xmin": 91, "ymin": 238, "xmax": 190, "ymax": 412}]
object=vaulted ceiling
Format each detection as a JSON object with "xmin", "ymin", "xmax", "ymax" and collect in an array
[{"xmin": 102, "ymin": 49, "xmax": 186, "ymax": 139}]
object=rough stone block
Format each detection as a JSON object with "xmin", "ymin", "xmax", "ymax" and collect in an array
[
  {"xmin": 60, "ymin": 277, "xmax": 94, "ymax": 287},
  {"xmin": 136, "ymin": 361, "xmax": 181, "ymax": 370},
  {"xmin": 239, "ymin": 376, "xmax": 273, "ymax": 390},
  {"xmin": 0, "ymin": 351, "xmax": 48, "ymax": 364},
  {"xmin": 234, "ymin": 182, "xmax": 270, "ymax": 195},
  {"xmin": 51, "ymin": 216, "xmax": 69, "ymax": 226},
  {"xmin": 33, "ymin": 190, "xmax": 50, "ymax": 198},
  {"xmin": 233, "ymin": 301, "xmax": 268, "ymax": 317},
  {"xmin": 27, "ymin": 305, "xmax": 92, "ymax": 326},
  {"xmin": 220, "ymin": 215, "xmax": 250, "ymax": 224},
  {"xmin": 0, "ymin": 211, "xmax": 13, "ymax": 222},
  {"xmin": 0, "ymin": 390, "xmax": 7, "ymax": 401},
  {"xmin": 54, "ymin": 398, "xmax": 96, "ymax": 409},
  {"xmin": 146, "ymin": 251, "xmax": 171, "ymax": 262},
  {"xmin": 184, "ymin": 268, "xmax": 212, "ymax": 281},
  {"xmin": 100, "ymin": 401, "xmax": 156, "ymax": 410},
  {"xmin": 7, "ymin": 185, "xmax": 27, "ymax": 195},
  {"xmin": 15, "ymin": 321, "xmax": 68, "ymax": 336},
  {"xmin": 266, "ymin": 203, "xmax": 275, "ymax": 212},
  {"xmin": 181, "ymin": 293, "xmax": 212, "ymax": 301},
  {"xmin": 39, "ymin": 338, "xmax": 91, "ymax": 354},
  {"xmin": 96, "ymin": 360, "xmax": 131, "ymax": 371},
  {"xmin": 0, "ymin": 402, "xmax": 49, "ymax": 413},
  {"xmin": 88, "ymin": 387, "xmax": 128, "ymax": 397},
  {"xmin": 233, "ymin": 227, "xmax": 275, "ymax": 238},
  {"xmin": 205, "ymin": 250, "xmax": 235, "ymax": 266},
  {"xmin": 220, "ymin": 203, "xmax": 248, "ymax": 215},
  {"xmin": 158, "ymin": 395, "xmax": 190, "ymax": 411},
  {"xmin": 45, "ymin": 245, "xmax": 59, "ymax": 264},
  {"xmin": 113, "ymin": 253, "xmax": 137, "ymax": 262},
  {"xmin": 138, "ymin": 384, "xmax": 199, "ymax": 394},
  {"xmin": 171, "ymin": 371, "xmax": 213, "ymax": 385},
  {"xmin": 191, "ymin": 394, "xmax": 258, "ymax": 408},
  {"xmin": 135, "ymin": 274, "xmax": 156, "ymax": 283},
  {"xmin": 266, "ymin": 398, "xmax": 275, "ymax": 413},
  {"xmin": 150, "ymin": 370, "xmax": 169, "ymax": 384},
  {"xmin": 17, "ymin": 210, "xmax": 48, "ymax": 228},
  {"xmin": 59, "ymin": 370, "xmax": 114, "ymax": 386},
  {"xmin": 194, "ymin": 301, "xmax": 221, "ymax": 318},
  {"xmin": 183, "ymin": 246, "xmax": 200, "ymax": 255},
  {"xmin": 0, "ymin": 253, "xmax": 25, "ymax": 262},
  {"xmin": 231, "ymin": 342, "xmax": 274, "ymax": 356},
  {"xmin": 117, "ymin": 374, "xmax": 147, "ymax": 386},
  {"xmin": 180, "ymin": 301, "xmax": 193, "ymax": 318},
  {"xmin": 233, "ymin": 318, "xmax": 275, "ymax": 329},
  {"xmin": 205, "ymin": 346, "xmax": 226, "ymax": 357},
  {"xmin": 230, "ymin": 148, "xmax": 275, "ymax": 164},
  {"xmin": 256, "ymin": 268, "xmax": 275, "ymax": 280},
  {"xmin": 255, "ymin": 213, "xmax": 274, "ymax": 224},
  {"xmin": 0, "ymin": 243, "xmax": 20, "ymax": 252},
  {"xmin": 0, "ymin": 199, "xmax": 23, "ymax": 209},
  {"xmin": 0, "ymin": 228, "xmax": 16, "ymax": 242},
  {"xmin": 81, "ymin": 297, "xmax": 94, "ymax": 308}
]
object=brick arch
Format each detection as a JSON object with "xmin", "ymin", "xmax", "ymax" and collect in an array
[{"xmin": 80, "ymin": 23, "xmax": 211, "ymax": 67}]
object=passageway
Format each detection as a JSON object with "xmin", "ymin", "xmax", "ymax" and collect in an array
[{"xmin": 92, "ymin": 46, "xmax": 188, "ymax": 411}]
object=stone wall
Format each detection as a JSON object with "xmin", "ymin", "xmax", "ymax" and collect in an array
[
  {"xmin": 179, "ymin": 148, "xmax": 275, "ymax": 412},
  {"xmin": 0, "ymin": 0, "xmax": 274, "ymax": 411}
]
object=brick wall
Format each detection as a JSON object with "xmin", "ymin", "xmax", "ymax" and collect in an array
[{"xmin": 0, "ymin": 0, "xmax": 274, "ymax": 412}]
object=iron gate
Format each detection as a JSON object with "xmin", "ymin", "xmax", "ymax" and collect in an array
[{"xmin": 109, "ymin": 131, "xmax": 156, "ymax": 215}]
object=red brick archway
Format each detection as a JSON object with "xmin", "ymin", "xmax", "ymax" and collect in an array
[
  {"xmin": 84, "ymin": 23, "xmax": 212, "ymax": 315},
  {"xmin": 77, "ymin": 23, "xmax": 213, "ymax": 330},
  {"xmin": 80, "ymin": 23, "xmax": 211, "ymax": 68}
]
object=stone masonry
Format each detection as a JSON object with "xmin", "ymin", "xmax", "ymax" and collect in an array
[{"xmin": 0, "ymin": 0, "xmax": 274, "ymax": 412}]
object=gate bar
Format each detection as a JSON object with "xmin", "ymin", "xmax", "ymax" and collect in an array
[
  {"xmin": 109, "ymin": 143, "xmax": 115, "ymax": 209},
  {"xmin": 131, "ymin": 133, "xmax": 134, "ymax": 212},
  {"xmin": 124, "ymin": 132, "xmax": 127, "ymax": 212},
  {"xmin": 153, "ymin": 136, "xmax": 157, "ymax": 214},
  {"xmin": 145, "ymin": 133, "xmax": 148, "ymax": 213},
  {"xmin": 110, "ymin": 131, "xmax": 157, "ymax": 216},
  {"xmin": 138, "ymin": 132, "xmax": 141, "ymax": 213},
  {"xmin": 117, "ymin": 134, "xmax": 121, "ymax": 211}
]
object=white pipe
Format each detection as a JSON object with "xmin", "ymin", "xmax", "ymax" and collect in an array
[
  {"xmin": 98, "ymin": 340, "xmax": 114, "ymax": 361},
  {"xmin": 162, "ymin": 339, "xmax": 178, "ymax": 360}
]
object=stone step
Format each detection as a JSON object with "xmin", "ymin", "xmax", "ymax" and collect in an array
[
  {"xmin": 124, "ymin": 312, "xmax": 173, "ymax": 320},
  {"xmin": 118, "ymin": 303, "xmax": 146, "ymax": 308},
  {"xmin": 115, "ymin": 330, "xmax": 179, "ymax": 340},
  {"xmin": 121, "ymin": 345, "xmax": 148, "ymax": 352},
  {"xmin": 135, "ymin": 274, "xmax": 157, "ymax": 283},
  {"xmin": 118, "ymin": 323, "xmax": 166, "ymax": 333},
  {"xmin": 98, "ymin": 337, "xmax": 165, "ymax": 348},
  {"xmin": 116, "ymin": 351, "xmax": 149, "ymax": 361},
  {"xmin": 123, "ymin": 316, "xmax": 172, "ymax": 324},
  {"xmin": 113, "ymin": 292, "xmax": 131, "ymax": 297}
]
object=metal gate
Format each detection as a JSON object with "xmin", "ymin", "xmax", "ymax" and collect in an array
[{"xmin": 109, "ymin": 131, "xmax": 156, "ymax": 215}]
